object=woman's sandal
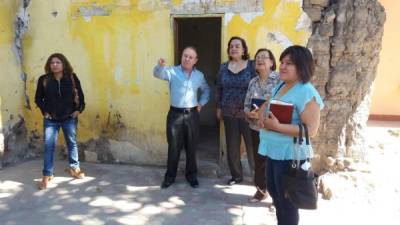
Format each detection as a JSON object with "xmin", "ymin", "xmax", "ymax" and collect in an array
[
  {"xmin": 249, "ymin": 189, "xmax": 268, "ymax": 202},
  {"xmin": 37, "ymin": 175, "xmax": 54, "ymax": 190}
]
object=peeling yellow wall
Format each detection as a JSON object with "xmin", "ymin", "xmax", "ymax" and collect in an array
[
  {"xmin": 370, "ymin": 0, "xmax": 400, "ymax": 117},
  {"xmin": 224, "ymin": 0, "xmax": 309, "ymax": 59},
  {"xmin": 23, "ymin": 0, "xmax": 174, "ymax": 156},
  {"xmin": 2, "ymin": 0, "xmax": 310, "ymax": 163},
  {"xmin": 0, "ymin": 0, "xmax": 24, "ymax": 138}
]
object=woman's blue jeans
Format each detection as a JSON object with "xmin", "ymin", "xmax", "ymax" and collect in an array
[{"xmin": 42, "ymin": 117, "xmax": 80, "ymax": 176}]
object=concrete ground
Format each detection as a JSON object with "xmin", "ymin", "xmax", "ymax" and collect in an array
[
  {"xmin": 1, "ymin": 120, "xmax": 400, "ymax": 225},
  {"xmin": 0, "ymin": 159, "xmax": 278, "ymax": 225}
]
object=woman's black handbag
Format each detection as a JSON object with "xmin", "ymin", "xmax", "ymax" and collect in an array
[{"xmin": 282, "ymin": 123, "xmax": 318, "ymax": 210}]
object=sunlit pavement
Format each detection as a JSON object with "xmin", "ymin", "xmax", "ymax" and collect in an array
[{"xmin": 0, "ymin": 159, "xmax": 277, "ymax": 225}]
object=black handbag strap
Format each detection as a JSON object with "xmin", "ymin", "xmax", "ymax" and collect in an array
[
  {"xmin": 302, "ymin": 123, "xmax": 310, "ymax": 145},
  {"xmin": 293, "ymin": 123, "xmax": 303, "ymax": 145},
  {"xmin": 292, "ymin": 123, "xmax": 314, "ymax": 167},
  {"xmin": 292, "ymin": 123, "xmax": 303, "ymax": 168}
]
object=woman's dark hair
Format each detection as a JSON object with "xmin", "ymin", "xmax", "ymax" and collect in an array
[
  {"xmin": 279, "ymin": 45, "xmax": 314, "ymax": 83},
  {"xmin": 44, "ymin": 53, "xmax": 73, "ymax": 76},
  {"xmin": 254, "ymin": 48, "xmax": 276, "ymax": 71},
  {"xmin": 227, "ymin": 36, "xmax": 250, "ymax": 60}
]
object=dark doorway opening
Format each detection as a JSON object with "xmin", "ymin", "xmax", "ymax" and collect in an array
[{"xmin": 174, "ymin": 17, "xmax": 221, "ymax": 163}]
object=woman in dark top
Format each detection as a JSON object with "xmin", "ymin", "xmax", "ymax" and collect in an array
[
  {"xmin": 35, "ymin": 53, "xmax": 86, "ymax": 189},
  {"xmin": 216, "ymin": 36, "xmax": 256, "ymax": 185}
]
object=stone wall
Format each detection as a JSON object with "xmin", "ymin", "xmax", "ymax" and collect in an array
[
  {"xmin": 1, "ymin": 117, "xmax": 38, "ymax": 169},
  {"xmin": 304, "ymin": 0, "xmax": 386, "ymax": 171}
]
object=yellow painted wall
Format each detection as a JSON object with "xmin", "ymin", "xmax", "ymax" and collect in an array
[
  {"xmin": 370, "ymin": 0, "xmax": 400, "ymax": 116},
  {"xmin": 0, "ymin": 0, "xmax": 24, "ymax": 140},
  {"xmin": 224, "ymin": 0, "xmax": 310, "ymax": 60},
  {"xmin": 1, "ymin": 0, "xmax": 310, "ymax": 163},
  {"xmin": 22, "ymin": 0, "xmax": 174, "ymax": 158}
]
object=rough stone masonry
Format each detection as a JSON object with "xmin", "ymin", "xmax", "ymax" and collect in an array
[{"xmin": 304, "ymin": 0, "xmax": 386, "ymax": 171}]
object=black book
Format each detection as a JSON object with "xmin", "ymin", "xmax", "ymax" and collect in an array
[{"xmin": 250, "ymin": 98, "xmax": 266, "ymax": 111}]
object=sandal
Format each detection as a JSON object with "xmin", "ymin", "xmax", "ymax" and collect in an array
[
  {"xmin": 37, "ymin": 175, "xmax": 54, "ymax": 190},
  {"xmin": 68, "ymin": 168, "xmax": 85, "ymax": 179},
  {"xmin": 249, "ymin": 189, "xmax": 267, "ymax": 202},
  {"xmin": 227, "ymin": 177, "xmax": 243, "ymax": 185}
]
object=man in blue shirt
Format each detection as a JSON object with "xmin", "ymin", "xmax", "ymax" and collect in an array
[{"xmin": 153, "ymin": 46, "xmax": 210, "ymax": 188}]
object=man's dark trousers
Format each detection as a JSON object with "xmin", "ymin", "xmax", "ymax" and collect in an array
[{"xmin": 164, "ymin": 107, "xmax": 200, "ymax": 182}]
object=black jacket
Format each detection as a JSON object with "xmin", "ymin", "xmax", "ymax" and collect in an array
[{"xmin": 35, "ymin": 73, "xmax": 85, "ymax": 121}]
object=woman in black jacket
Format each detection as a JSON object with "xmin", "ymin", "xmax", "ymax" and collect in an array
[{"xmin": 35, "ymin": 53, "xmax": 85, "ymax": 189}]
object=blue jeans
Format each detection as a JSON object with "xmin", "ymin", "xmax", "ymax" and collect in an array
[
  {"xmin": 43, "ymin": 117, "xmax": 80, "ymax": 176},
  {"xmin": 266, "ymin": 157, "xmax": 299, "ymax": 225}
]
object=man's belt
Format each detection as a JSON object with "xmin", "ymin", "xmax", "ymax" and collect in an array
[{"xmin": 170, "ymin": 106, "xmax": 197, "ymax": 113}]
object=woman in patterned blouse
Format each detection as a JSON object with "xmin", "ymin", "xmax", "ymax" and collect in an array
[
  {"xmin": 243, "ymin": 48, "xmax": 280, "ymax": 202},
  {"xmin": 216, "ymin": 36, "xmax": 256, "ymax": 185}
]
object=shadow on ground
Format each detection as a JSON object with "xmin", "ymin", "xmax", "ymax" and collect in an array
[{"xmin": 0, "ymin": 160, "xmax": 275, "ymax": 225}]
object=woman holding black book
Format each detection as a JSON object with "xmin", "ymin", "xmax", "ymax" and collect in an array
[
  {"xmin": 243, "ymin": 48, "xmax": 280, "ymax": 202},
  {"xmin": 259, "ymin": 46, "xmax": 324, "ymax": 225}
]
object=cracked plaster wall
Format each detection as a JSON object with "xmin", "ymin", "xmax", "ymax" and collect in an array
[
  {"xmin": 0, "ymin": 0, "xmax": 35, "ymax": 167},
  {"xmin": 0, "ymin": 0, "xmax": 386, "ymax": 171},
  {"xmin": 0, "ymin": 0, "xmax": 310, "ymax": 167}
]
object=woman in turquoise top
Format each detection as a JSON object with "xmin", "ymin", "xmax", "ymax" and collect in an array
[{"xmin": 259, "ymin": 46, "xmax": 324, "ymax": 225}]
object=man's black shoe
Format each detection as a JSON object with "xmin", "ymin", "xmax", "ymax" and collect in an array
[
  {"xmin": 161, "ymin": 180, "xmax": 174, "ymax": 189},
  {"xmin": 188, "ymin": 179, "xmax": 199, "ymax": 188},
  {"xmin": 227, "ymin": 177, "xmax": 243, "ymax": 186}
]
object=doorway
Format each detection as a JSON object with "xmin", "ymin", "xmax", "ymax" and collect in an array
[{"xmin": 173, "ymin": 17, "xmax": 221, "ymax": 163}]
